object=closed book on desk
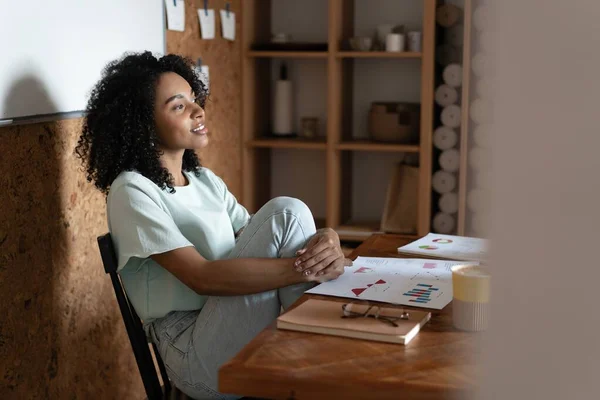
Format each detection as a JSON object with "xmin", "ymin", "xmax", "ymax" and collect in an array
[{"xmin": 277, "ymin": 299, "xmax": 431, "ymax": 345}]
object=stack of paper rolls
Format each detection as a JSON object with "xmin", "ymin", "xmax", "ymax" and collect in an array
[
  {"xmin": 431, "ymin": 5, "xmax": 468, "ymax": 235},
  {"xmin": 464, "ymin": 2, "xmax": 494, "ymax": 238}
]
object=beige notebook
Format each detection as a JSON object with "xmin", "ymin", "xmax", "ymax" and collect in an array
[{"xmin": 277, "ymin": 299, "xmax": 431, "ymax": 345}]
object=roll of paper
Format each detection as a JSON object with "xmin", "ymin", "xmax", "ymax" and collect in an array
[
  {"xmin": 469, "ymin": 146, "xmax": 490, "ymax": 171},
  {"xmin": 472, "ymin": 123, "xmax": 491, "ymax": 148},
  {"xmin": 473, "ymin": 169, "xmax": 491, "ymax": 189},
  {"xmin": 273, "ymin": 80, "xmax": 293, "ymax": 135},
  {"xmin": 439, "ymin": 148, "xmax": 460, "ymax": 172},
  {"xmin": 473, "ymin": 5, "xmax": 490, "ymax": 32},
  {"xmin": 433, "ymin": 212, "xmax": 456, "ymax": 234},
  {"xmin": 435, "ymin": 84, "xmax": 459, "ymax": 106},
  {"xmin": 439, "ymin": 192, "xmax": 459, "ymax": 214},
  {"xmin": 436, "ymin": 44, "xmax": 461, "ymax": 65},
  {"xmin": 436, "ymin": 4, "xmax": 462, "ymax": 28},
  {"xmin": 433, "ymin": 126, "xmax": 458, "ymax": 150},
  {"xmin": 467, "ymin": 188, "xmax": 490, "ymax": 213},
  {"xmin": 441, "ymin": 104, "xmax": 461, "ymax": 128},
  {"xmin": 470, "ymin": 98, "xmax": 491, "ymax": 124},
  {"xmin": 443, "ymin": 63, "xmax": 463, "ymax": 87},
  {"xmin": 447, "ymin": 24, "xmax": 464, "ymax": 46},
  {"xmin": 471, "ymin": 52, "xmax": 489, "ymax": 77},
  {"xmin": 432, "ymin": 170, "xmax": 457, "ymax": 194},
  {"xmin": 471, "ymin": 212, "xmax": 490, "ymax": 237},
  {"xmin": 475, "ymin": 78, "xmax": 493, "ymax": 99},
  {"xmin": 478, "ymin": 30, "xmax": 493, "ymax": 51}
]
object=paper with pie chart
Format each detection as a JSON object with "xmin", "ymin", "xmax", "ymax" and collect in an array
[
  {"xmin": 396, "ymin": 233, "xmax": 489, "ymax": 262},
  {"xmin": 305, "ymin": 256, "xmax": 476, "ymax": 309}
]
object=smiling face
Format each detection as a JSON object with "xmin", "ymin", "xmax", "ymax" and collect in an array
[{"xmin": 153, "ymin": 72, "xmax": 208, "ymax": 154}]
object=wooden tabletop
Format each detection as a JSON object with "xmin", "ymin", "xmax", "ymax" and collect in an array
[{"xmin": 219, "ymin": 234, "xmax": 483, "ymax": 400}]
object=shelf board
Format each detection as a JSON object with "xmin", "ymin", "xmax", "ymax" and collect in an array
[
  {"xmin": 336, "ymin": 140, "xmax": 420, "ymax": 152},
  {"xmin": 336, "ymin": 221, "xmax": 385, "ymax": 242},
  {"xmin": 336, "ymin": 221, "xmax": 419, "ymax": 243},
  {"xmin": 336, "ymin": 51, "xmax": 422, "ymax": 59},
  {"xmin": 248, "ymin": 137, "xmax": 327, "ymax": 150},
  {"xmin": 247, "ymin": 51, "xmax": 328, "ymax": 59}
]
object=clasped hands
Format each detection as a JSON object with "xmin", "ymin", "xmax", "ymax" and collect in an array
[{"xmin": 293, "ymin": 228, "xmax": 352, "ymax": 283}]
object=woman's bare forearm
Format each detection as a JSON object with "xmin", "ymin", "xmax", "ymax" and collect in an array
[
  {"xmin": 151, "ymin": 246, "xmax": 304, "ymax": 296},
  {"xmin": 199, "ymin": 257, "xmax": 303, "ymax": 295}
]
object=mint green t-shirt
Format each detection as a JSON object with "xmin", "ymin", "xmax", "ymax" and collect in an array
[{"xmin": 106, "ymin": 168, "xmax": 250, "ymax": 323}]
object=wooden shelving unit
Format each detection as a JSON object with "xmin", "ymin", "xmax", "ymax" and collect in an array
[{"xmin": 241, "ymin": 0, "xmax": 437, "ymax": 242}]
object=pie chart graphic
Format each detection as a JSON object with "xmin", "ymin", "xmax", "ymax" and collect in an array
[
  {"xmin": 432, "ymin": 238, "xmax": 453, "ymax": 244},
  {"xmin": 419, "ymin": 245, "xmax": 438, "ymax": 250}
]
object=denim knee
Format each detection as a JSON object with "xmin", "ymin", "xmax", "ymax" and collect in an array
[{"xmin": 263, "ymin": 196, "xmax": 315, "ymax": 229}]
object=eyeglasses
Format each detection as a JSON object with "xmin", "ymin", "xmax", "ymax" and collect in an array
[{"xmin": 341, "ymin": 301, "xmax": 410, "ymax": 327}]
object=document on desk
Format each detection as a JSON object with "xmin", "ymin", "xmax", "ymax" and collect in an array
[
  {"xmin": 306, "ymin": 257, "xmax": 477, "ymax": 309},
  {"xmin": 397, "ymin": 233, "xmax": 489, "ymax": 262}
]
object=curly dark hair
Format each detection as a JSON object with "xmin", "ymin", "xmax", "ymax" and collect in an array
[{"xmin": 75, "ymin": 51, "xmax": 208, "ymax": 195}]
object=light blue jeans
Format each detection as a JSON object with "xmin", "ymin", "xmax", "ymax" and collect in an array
[{"xmin": 148, "ymin": 197, "xmax": 317, "ymax": 399}]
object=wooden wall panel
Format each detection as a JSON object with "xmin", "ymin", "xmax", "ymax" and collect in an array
[{"xmin": 0, "ymin": 0, "xmax": 242, "ymax": 397}]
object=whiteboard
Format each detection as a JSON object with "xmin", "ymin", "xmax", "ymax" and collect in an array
[{"xmin": 0, "ymin": 0, "xmax": 166, "ymax": 124}]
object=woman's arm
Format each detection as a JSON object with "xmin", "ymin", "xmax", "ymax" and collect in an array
[{"xmin": 151, "ymin": 247, "xmax": 310, "ymax": 296}]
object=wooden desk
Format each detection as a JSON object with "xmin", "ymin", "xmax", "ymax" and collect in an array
[{"xmin": 219, "ymin": 234, "xmax": 482, "ymax": 400}]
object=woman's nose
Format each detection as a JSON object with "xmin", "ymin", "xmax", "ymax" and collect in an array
[{"xmin": 192, "ymin": 103, "xmax": 204, "ymax": 119}]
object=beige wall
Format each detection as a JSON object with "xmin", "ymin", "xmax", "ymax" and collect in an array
[
  {"xmin": 480, "ymin": 0, "xmax": 600, "ymax": 399},
  {"xmin": 0, "ymin": 1, "xmax": 241, "ymax": 397}
]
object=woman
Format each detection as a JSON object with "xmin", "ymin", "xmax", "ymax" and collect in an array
[{"xmin": 75, "ymin": 51, "xmax": 349, "ymax": 399}]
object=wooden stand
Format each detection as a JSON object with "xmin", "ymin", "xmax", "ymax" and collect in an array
[{"xmin": 241, "ymin": 0, "xmax": 437, "ymax": 242}]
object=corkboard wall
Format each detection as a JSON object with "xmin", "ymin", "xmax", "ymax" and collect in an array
[
  {"xmin": 0, "ymin": 0, "xmax": 242, "ymax": 398},
  {"xmin": 169, "ymin": 0, "xmax": 243, "ymax": 198}
]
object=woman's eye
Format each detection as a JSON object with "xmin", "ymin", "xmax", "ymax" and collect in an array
[{"xmin": 173, "ymin": 104, "xmax": 184, "ymax": 111}]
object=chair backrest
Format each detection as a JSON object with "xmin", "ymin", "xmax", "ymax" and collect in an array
[{"xmin": 97, "ymin": 233, "xmax": 171, "ymax": 399}]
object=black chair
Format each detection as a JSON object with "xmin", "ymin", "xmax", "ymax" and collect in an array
[{"xmin": 97, "ymin": 233, "xmax": 189, "ymax": 400}]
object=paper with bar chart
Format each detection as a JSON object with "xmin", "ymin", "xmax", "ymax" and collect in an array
[{"xmin": 306, "ymin": 257, "xmax": 477, "ymax": 309}]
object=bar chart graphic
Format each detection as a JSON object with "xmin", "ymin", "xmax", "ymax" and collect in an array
[{"xmin": 403, "ymin": 283, "xmax": 440, "ymax": 304}]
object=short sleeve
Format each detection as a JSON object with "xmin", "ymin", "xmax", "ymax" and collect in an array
[
  {"xmin": 108, "ymin": 182, "xmax": 194, "ymax": 271},
  {"xmin": 206, "ymin": 171, "xmax": 250, "ymax": 233}
]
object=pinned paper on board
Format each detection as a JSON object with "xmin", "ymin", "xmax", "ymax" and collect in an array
[
  {"xmin": 165, "ymin": 0, "xmax": 185, "ymax": 32},
  {"xmin": 198, "ymin": 6, "xmax": 216, "ymax": 39},
  {"xmin": 220, "ymin": 4, "xmax": 236, "ymax": 41}
]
